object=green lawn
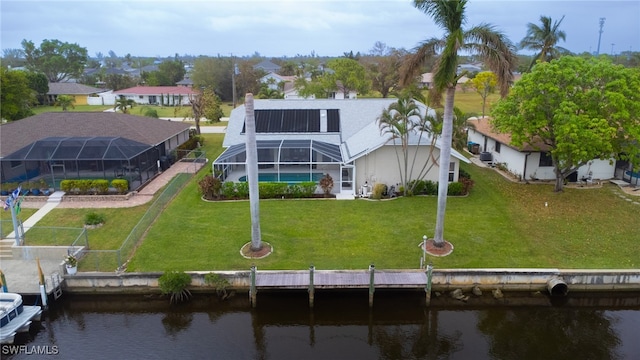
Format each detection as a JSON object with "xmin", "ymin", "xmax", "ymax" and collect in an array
[
  {"xmin": 23, "ymin": 131, "xmax": 640, "ymax": 272},
  {"xmin": 32, "ymin": 105, "xmax": 112, "ymax": 114},
  {"xmin": 126, "ymin": 163, "xmax": 640, "ymax": 271},
  {"xmin": 31, "ymin": 103, "xmax": 234, "ymax": 118}
]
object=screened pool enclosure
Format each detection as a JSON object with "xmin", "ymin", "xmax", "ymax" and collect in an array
[
  {"xmin": 213, "ymin": 139, "xmax": 350, "ymax": 192},
  {"xmin": 2, "ymin": 136, "xmax": 163, "ymax": 191}
]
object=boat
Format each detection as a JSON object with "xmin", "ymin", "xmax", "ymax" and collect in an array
[{"xmin": 0, "ymin": 293, "xmax": 43, "ymax": 344}]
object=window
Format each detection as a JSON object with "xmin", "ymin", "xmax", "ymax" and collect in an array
[
  {"xmin": 448, "ymin": 162, "xmax": 455, "ymax": 182},
  {"xmin": 495, "ymin": 142, "xmax": 501, "ymax": 153},
  {"xmin": 539, "ymin": 152, "xmax": 553, "ymax": 167}
]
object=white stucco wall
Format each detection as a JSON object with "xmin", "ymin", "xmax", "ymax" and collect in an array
[
  {"xmin": 468, "ymin": 129, "xmax": 616, "ymax": 181},
  {"xmin": 354, "ymin": 145, "xmax": 459, "ymax": 190}
]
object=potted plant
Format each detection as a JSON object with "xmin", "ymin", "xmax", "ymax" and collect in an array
[{"xmin": 64, "ymin": 254, "xmax": 78, "ymax": 275}]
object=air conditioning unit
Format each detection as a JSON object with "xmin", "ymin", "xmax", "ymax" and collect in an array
[{"xmin": 479, "ymin": 152, "xmax": 492, "ymax": 162}]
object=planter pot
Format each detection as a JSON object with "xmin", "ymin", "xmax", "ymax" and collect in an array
[
  {"xmin": 66, "ymin": 265, "xmax": 77, "ymax": 275},
  {"xmin": 31, "ymin": 188, "xmax": 41, "ymax": 196}
]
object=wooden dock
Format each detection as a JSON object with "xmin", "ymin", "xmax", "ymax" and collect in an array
[{"xmin": 250, "ymin": 266, "xmax": 432, "ymax": 307}]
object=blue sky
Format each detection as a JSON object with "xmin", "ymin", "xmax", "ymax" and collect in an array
[{"xmin": 1, "ymin": 0, "xmax": 638, "ymax": 58}]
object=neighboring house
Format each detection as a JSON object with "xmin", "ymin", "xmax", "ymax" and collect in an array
[
  {"xmin": 466, "ymin": 117, "xmax": 615, "ymax": 182},
  {"xmin": 176, "ymin": 76, "xmax": 194, "ymax": 88},
  {"xmin": 213, "ymin": 99, "xmax": 470, "ymax": 198},
  {"xmin": 253, "ymin": 60, "xmax": 281, "ymax": 74},
  {"xmin": 260, "ymin": 72, "xmax": 296, "ymax": 91},
  {"xmin": 0, "ymin": 112, "xmax": 190, "ymax": 191},
  {"xmin": 47, "ymin": 82, "xmax": 108, "ymax": 106},
  {"xmin": 113, "ymin": 86, "xmax": 199, "ymax": 106},
  {"xmin": 420, "ymin": 73, "xmax": 433, "ymax": 89}
]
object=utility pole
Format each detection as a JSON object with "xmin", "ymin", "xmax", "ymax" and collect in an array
[{"xmin": 596, "ymin": 18, "xmax": 605, "ymax": 55}]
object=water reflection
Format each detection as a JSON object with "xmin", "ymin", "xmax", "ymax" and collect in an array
[{"xmin": 3, "ymin": 291, "xmax": 639, "ymax": 360}]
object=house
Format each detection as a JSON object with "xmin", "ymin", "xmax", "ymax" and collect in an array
[
  {"xmin": 0, "ymin": 112, "xmax": 191, "ymax": 191},
  {"xmin": 213, "ymin": 99, "xmax": 470, "ymax": 198},
  {"xmin": 47, "ymin": 83, "xmax": 108, "ymax": 106},
  {"xmin": 260, "ymin": 72, "xmax": 296, "ymax": 91},
  {"xmin": 466, "ymin": 117, "xmax": 615, "ymax": 182},
  {"xmin": 113, "ymin": 86, "xmax": 199, "ymax": 106},
  {"xmin": 253, "ymin": 60, "xmax": 281, "ymax": 74}
]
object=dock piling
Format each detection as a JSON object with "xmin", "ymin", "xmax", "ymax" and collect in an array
[
  {"xmin": 368, "ymin": 264, "xmax": 375, "ymax": 307},
  {"xmin": 309, "ymin": 265, "xmax": 315, "ymax": 308},
  {"xmin": 425, "ymin": 264, "xmax": 433, "ymax": 306},
  {"xmin": 250, "ymin": 265, "xmax": 257, "ymax": 307}
]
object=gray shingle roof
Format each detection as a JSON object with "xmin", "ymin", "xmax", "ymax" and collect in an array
[
  {"xmin": 0, "ymin": 112, "xmax": 190, "ymax": 158},
  {"xmin": 47, "ymin": 82, "xmax": 106, "ymax": 95}
]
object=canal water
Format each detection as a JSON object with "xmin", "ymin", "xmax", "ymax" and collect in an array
[{"xmin": 4, "ymin": 290, "xmax": 640, "ymax": 360}]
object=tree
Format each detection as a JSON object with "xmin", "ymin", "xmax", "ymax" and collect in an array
[
  {"xmin": 401, "ymin": 0, "xmax": 517, "ymax": 247},
  {"xmin": 21, "ymin": 39, "xmax": 88, "ymax": 82},
  {"xmin": 519, "ymin": 15, "xmax": 570, "ymax": 71},
  {"xmin": 114, "ymin": 95, "xmax": 136, "ymax": 114},
  {"xmin": 491, "ymin": 56, "xmax": 640, "ymax": 192},
  {"xmin": 189, "ymin": 88, "xmax": 224, "ymax": 134},
  {"xmin": 363, "ymin": 42, "xmax": 408, "ymax": 98},
  {"xmin": 2, "ymin": 48, "xmax": 25, "ymax": 68},
  {"xmin": 0, "ymin": 68, "xmax": 36, "ymax": 121},
  {"xmin": 25, "ymin": 72, "xmax": 49, "ymax": 104},
  {"xmin": 378, "ymin": 94, "xmax": 441, "ymax": 196},
  {"xmin": 297, "ymin": 58, "xmax": 369, "ymax": 99},
  {"xmin": 470, "ymin": 71, "xmax": 497, "ymax": 117},
  {"xmin": 54, "ymin": 94, "xmax": 75, "ymax": 111},
  {"xmin": 156, "ymin": 59, "xmax": 186, "ymax": 85}
]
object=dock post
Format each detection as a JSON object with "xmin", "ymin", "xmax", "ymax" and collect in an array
[
  {"xmin": 425, "ymin": 263, "xmax": 433, "ymax": 306},
  {"xmin": 250, "ymin": 265, "xmax": 257, "ymax": 308},
  {"xmin": 309, "ymin": 265, "xmax": 315, "ymax": 308},
  {"xmin": 368, "ymin": 264, "xmax": 375, "ymax": 307}
]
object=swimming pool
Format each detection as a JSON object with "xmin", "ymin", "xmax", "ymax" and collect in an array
[{"xmin": 238, "ymin": 173, "xmax": 325, "ymax": 183}]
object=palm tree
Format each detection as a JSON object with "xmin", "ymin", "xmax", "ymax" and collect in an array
[
  {"xmin": 114, "ymin": 95, "xmax": 136, "ymax": 114},
  {"xmin": 54, "ymin": 95, "xmax": 75, "ymax": 111},
  {"xmin": 402, "ymin": 0, "xmax": 517, "ymax": 247},
  {"xmin": 519, "ymin": 15, "xmax": 569, "ymax": 71}
]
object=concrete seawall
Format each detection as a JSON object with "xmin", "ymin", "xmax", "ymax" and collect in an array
[{"xmin": 62, "ymin": 268, "xmax": 640, "ymax": 294}]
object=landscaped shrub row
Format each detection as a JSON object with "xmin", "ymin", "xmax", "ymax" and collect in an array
[
  {"xmin": 399, "ymin": 177, "xmax": 474, "ymax": 197},
  {"xmin": 60, "ymin": 179, "xmax": 128, "ymax": 195},
  {"xmin": 199, "ymin": 175, "xmax": 317, "ymax": 200}
]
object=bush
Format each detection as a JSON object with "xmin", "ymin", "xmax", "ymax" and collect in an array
[
  {"xmin": 371, "ymin": 183, "xmax": 387, "ymax": 200},
  {"xmin": 84, "ymin": 211, "xmax": 105, "ymax": 225},
  {"xmin": 290, "ymin": 182, "xmax": 316, "ymax": 198},
  {"xmin": 158, "ymin": 271, "xmax": 192, "ymax": 304},
  {"xmin": 76, "ymin": 179, "xmax": 93, "ymax": 194},
  {"xmin": 111, "ymin": 179, "xmax": 128, "ymax": 194},
  {"xmin": 424, "ymin": 180, "xmax": 437, "ymax": 195},
  {"xmin": 92, "ymin": 179, "xmax": 109, "ymax": 194},
  {"xmin": 221, "ymin": 182, "xmax": 237, "ymax": 198},
  {"xmin": 235, "ymin": 181, "xmax": 249, "ymax": 198},
  {"xmin": 460, "ymin": 177, "xmax": 475, "ymax": 195},
  {"xmin": 198, "ymin": 175, "xmax": 222, "ymax": 200},
  {"xmin": 204, "ymin": 273, "xmax": 231, "ymax": 299},
  {"xmin": 319, "ymin": 174, "xmax": 334, "ymax": 196},
  {"xmin": 447, "ymin": 182, "xmax": 464, "ymax": 196},
  {"xmin": 60, "ymin": 180, "xmax": 74, "ymax": 193},
  {"xmin": 259, "ymin": 182, "xmax": 288, "ymax": 198}
]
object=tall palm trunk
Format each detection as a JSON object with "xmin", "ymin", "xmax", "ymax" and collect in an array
[
  {"xmin": 433, "ymin": 87, "xmax": 456, "ymax": 246},
  {"xmin": 245, "ymin": 94, "xmax": 262, "ymax": 251}
]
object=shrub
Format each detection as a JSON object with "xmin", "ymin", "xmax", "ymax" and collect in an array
[
  {"xmin": 76, "ymin": 179, "xmax": 93, "ymax": 195},
  {"xmin": 447, "ymin": 182, "xmax": 464, "ymax": 196},
  {"xmin": 60, "ymin": 180, "xmax": 74, "ymax": 193},
  {"xmin": 371, "ymin": 183, "xmax": 387, "ymax": 200},
  {"xmin": 92, "ymin": 179, "xmax": 109, "ymax": 194},
  {"xmin": 204, "ymin": 272, "xmax": 231, "ymax": 299},
  {"xmin": 319, "ymin": 174, "xmax": 334, "ymax": 196},
  {"xmin": 424, "ymin": 180, "xmax": 437, "ymax": 195},
  {"xmin": 460, "ymin": 177, "xmax": 475, "ymax": 195},
  {"xmin": 290, "ymin": 182, "xmax": 316, "ymax": 198},
  {"xmin": 221, "ymin": 182, "xmax": 237, "ymax": 198},
  {"xmin": 84, "ymin": 211, "xmax": 105, "ymax": 226},
  {"xmin": 111, "ymin": 179, "xmax": 128, "ymax": 194},
  {"xmin": 235, "ymin": 181, "xmax": 249, "ymax": 198},
  {"xmin": 158, "ymin": 271, "xmax": 192, "ymax": 304},
  {"xmin": 259, "ymin": 182, "xmax": 288, "ymax": 198},
  {"xmin": 198, "ymin": 175, "xmax": 222, "ymax": 200},
  {"xmin": 459, "ymin": 168, "xmax": 471, "ymax": 180}
]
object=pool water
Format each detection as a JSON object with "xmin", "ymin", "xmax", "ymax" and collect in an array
[{"xmin": 238, "ymin": 173, "xmax": 324, "ymax": 182}]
